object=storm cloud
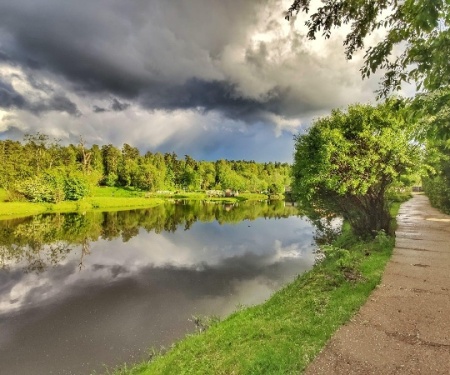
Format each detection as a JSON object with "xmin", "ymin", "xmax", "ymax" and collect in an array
[
  {"xmin": 0, "ymin": 0, "xmax": 381, "ymax": 160},
  {"xmin": 0, "ymin": 78, "xmax": 80, "ymax": 115}
]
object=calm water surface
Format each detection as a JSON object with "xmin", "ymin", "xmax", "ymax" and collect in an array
[{"xmin": 0, "ymin": 201, "xmax": 316, "ymax": 375}]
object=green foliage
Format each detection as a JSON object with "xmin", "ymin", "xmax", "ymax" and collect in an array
[
  {"xmin": 286, "ymin": 0, "xmax": 450, "ymax": 97},
  {"xmin": 63, "ymin": 174, "xmax": 90, "ymax": 200},
  {"xmin": 285, "ymin": 1, "xmax": 450, "ymax": 216},
  {"xmin": 13, "ymin": 170, "xmax": 91, "ymax": 203},
  {"xmin": 409, "ymin": 90, "xmax": 450, "ymax": 213},
  {"xmin": 103, "ymin": 173, "xmax": 119, "ymax": 187},
  {"xmin": 374, "ymin": 230, "xmax": 392, "ymax": 249},
  {"xmin": 320, "ymin": 245, "xmax": 353, "ymax": 270},
  {"xmin": 14, "ymin": 172, "xmax": 65, "ymax": 203},
  {"xmin": 292, "ymin": 100, "xmax": 420, "ymax": 237},
  {"xmin": 423, "ymin": 175, "xmax": 450, "ymax": 214},
  {"xmin": 0, "ymin": 189, "xmax": 8, "ymax": 202},
  {"xmin": 92, "ymin": 187, "xmax": 146, "ymax": 198},
  {"xmin": 0, "ymin": 135, "xmax": 291, "ymax": 197}
]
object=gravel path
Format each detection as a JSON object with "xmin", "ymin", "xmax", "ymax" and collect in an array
[{"xmin": 305, "ymin": 194, "xmax": 450, "ymax": 374}]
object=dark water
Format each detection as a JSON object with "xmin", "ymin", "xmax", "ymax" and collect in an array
[{"xmin": 0, "ymin": 201, "xmax": 316, "ymax": 375}]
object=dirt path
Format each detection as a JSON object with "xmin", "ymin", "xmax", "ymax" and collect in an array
[{"xmin": 305, "ymin": 194, "xmax": 450, "ymax": 374}]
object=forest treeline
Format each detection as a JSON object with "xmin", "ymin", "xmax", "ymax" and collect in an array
[{"xmin": 0, "ymin": 134, "xmax": 290, "ymax": 203}]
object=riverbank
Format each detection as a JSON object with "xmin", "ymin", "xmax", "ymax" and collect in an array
[
  {"xmin": 106, "ymin": 203, "xmax": 402, "ymax": 375},
  {"xmin": 0, "ymin": 188, "xmax": 269, "ymax": 220},
  {"xmin": 304, "ymin": 194, "xmax": 450, "ymax": 374}
]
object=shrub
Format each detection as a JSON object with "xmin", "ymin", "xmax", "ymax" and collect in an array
[
  {"xmin": 14, "ymin": 173, "xmax": 64, "ymax": 203},
  {"xmin": 13, "ymin": 170, "xmax": 91, "ymax": 203},
  {"xmin": 63, "ymin": 175, "xmax": 90, "ymax": 200}
]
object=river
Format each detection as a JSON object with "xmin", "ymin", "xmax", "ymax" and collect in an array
[{"xmin": 0, "ymin": 200, "xmax": 316, "ymax": 374}]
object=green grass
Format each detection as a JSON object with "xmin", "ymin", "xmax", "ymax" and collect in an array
[
  {"xmin": 0, "ymin": 188, "xmax": 272, "ymax": 220},
  {"xmin": 0, "ymin": 197, "xmax": 165, "ymax": 219},
  {"xmin": 107, "ymin": 204, "xmax": 402, "ymax": 375},
  {"xmin": 0, "ymin": 187, "xmax": 166, "ymax": 219},
  {"xmin": 0, "ymin": 202, "xmax": 48, "ymax": 218}
]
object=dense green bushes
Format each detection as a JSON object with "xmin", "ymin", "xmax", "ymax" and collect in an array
[
  {"xmin": 423, "ymin": 176, "xmax": 450, "ymax": 214},
  {"xmin": 14, "ymin": 171, "xmax": 91, "ymax": 203},
  {"xmin": 421, "ymin": 132, "xmax": 450, "ymax": 214}
]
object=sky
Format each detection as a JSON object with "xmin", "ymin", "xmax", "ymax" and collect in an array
[{"xmin": 0, "ymin": 0, "xmax": 384, "ymax": 162}]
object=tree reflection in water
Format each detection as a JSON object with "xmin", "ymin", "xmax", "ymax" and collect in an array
[{"xmin": 0, "ymin": 200, "xmax": 299, "ymax": 273}]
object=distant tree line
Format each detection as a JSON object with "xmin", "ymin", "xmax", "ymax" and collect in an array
[{"xmin": 0, "ymin": 134, "xmax": 291, "ymax": 202}]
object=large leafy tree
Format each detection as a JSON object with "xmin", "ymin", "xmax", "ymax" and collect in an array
[
  {"xmin": 286, "ymin": 0, "xmax": 450, "ymax": 96},
  {"xmin": 292, "ymin": 100, "xmax": 420, "ymax": 237},
  {"xmin": 287, "ymin": 0, "xmax": 450, "ymax": 214}
]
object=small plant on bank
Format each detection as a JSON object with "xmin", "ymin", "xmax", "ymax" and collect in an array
[{"xmin": 189, "ymin": 315, "xmax": 221, "ymax": 333}]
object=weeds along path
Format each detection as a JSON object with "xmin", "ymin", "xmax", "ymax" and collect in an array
[{"xmin": 305, "ymin": 194, "xmax": 450, "ymax": 375}]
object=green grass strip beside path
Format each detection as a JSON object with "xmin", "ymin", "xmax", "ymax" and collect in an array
[{"xmin": 110, "ymin": 203, "xmax": 402, "ymax": 375}]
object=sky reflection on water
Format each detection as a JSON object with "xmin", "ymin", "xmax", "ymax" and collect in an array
[{"xmin": 0, "ymin": 204, "xmax": 316, "ymax": 375}]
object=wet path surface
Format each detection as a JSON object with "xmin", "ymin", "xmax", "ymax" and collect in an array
[{"xmin": 305, "ymin": 194, "xmax": 450, "ymax": 374}]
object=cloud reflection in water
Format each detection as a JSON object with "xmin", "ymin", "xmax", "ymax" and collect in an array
[{"xmin": 0, "ymin": 211, "xmax": 315, "ymax": 375}]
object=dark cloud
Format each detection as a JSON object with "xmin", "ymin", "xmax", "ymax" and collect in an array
[
  {"xmin": 0, "ymin": 50, "xmax": 13, "ymax": 63},
  {"xmin": 0, "ymin": 74, "xmax": 80, "ymax": 116},
  {"xmin": 29, "ymin": 94, "xmax": 81, "ymax": 116},
  {"xmin": 0, "ymin": 125, "xmax": 25, "ymax": 141},
  {"xmin": 0, "ymin": 0, "xmax": 381, "ymax": 163},
  {"xmin": 0, "ymin": 80, "xmax": 26, "ymax": 109},
  {"xmin": 0, "ymin": 0, "xmax": 252, "ymax": 95},
  {"xmin": 93, "ymin": 105, "xmax": 107, "ymax": 113},
  {"xmin": 138, "ymin": 78, "xmax": 309, "ymax": 123},
  {"xmin": 92, "ymin": 98, "xmax": 130, "ymax": 113},
  {"xmin": 0, "ymin": 0, "xmax": 344, "ymax": 124},
  {"xmin": 111, "ymin": 98, "xmax": 130, "ymax": 112}
]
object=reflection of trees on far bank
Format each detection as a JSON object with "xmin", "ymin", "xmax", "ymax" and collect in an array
[{"xmin": 0, "ymin": 201, "xmax": 299, "ymax": 273}]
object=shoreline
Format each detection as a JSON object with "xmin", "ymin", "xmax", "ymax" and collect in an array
[
  {"xmin": 105, "ymin": 202, "xmax": 403, "ymax": 374},
  {"xmin": 0, "ymin": 190, "xmax": 272, "ymax": 221}
]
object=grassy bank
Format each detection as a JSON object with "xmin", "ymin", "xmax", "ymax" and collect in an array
[
  {"xmin": 108, "ymin": 202, "xmax": 402, "ymax": 375},
  {"xmin": 0, "ymin": 187, "xmax": 164, "ymax": 219},
  {"xmin": 0, "ymin": 188, "xmax": 270, "ymax": 220}
]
